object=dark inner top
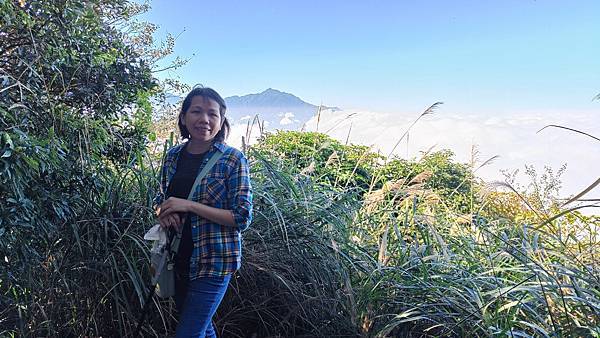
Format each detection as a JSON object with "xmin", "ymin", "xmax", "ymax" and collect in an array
[{"xmin": 165, "ymin": 148, "xmax": 206, "ymax": 271}]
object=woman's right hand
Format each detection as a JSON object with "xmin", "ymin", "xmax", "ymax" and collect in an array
[{"xmin": 158, "ymin": 210, "xmax": 183, "ymax": 230}]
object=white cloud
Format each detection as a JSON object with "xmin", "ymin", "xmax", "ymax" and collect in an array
[
  {"xmin": 279, "ymin": 112, "xmax": 296, "ymax": 125},
  {"xmin": 227, "ymin": 119, "xmax": 271, "ymax": 151},
  {"xmin": 227, "ymin": 118, "xmax": 265, "ymax": 151},
  {"xmin": 303, "ymin": 108, "xmax": 600, "ymax": 201}
]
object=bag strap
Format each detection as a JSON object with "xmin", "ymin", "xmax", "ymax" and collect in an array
[
  {"xmin": 187, "ymin": 148, "xmax": 224, "ymax": 200},
  {"xmin": 169, "ymin": 147, "xmax": 224, "ymax": 256}
]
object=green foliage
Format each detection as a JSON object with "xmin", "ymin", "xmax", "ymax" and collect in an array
[
  {"xmin": 0, "ymin": 0, "xmax": 164, "ymax": 336},
  {"xmin": 255, "ymin": 130, "xmax": 381, "ymax": 191},
  {"xmin": 377, "ymin": 150, "xmax": 475, "ymax": 213},
  {"xmin": 249, "ymin": 131, "xmax": 599, "ymax": 337},
  {"xmin": 257, "ymin": 131, "xmax": 476, "ymax": 214}
]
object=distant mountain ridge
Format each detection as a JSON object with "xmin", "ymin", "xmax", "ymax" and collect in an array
[
  {"xmin": 159, "ymin": 88, "xmax": 339, "ymax": 129},
  {"xmin": 224, "ymin": 88, "xmax": 339, "ymax": 128},
  {"xmin": 226, "ymin": 88, "xmax": 338, "ymax": 110},
  {"xmin": 225, "ymin": 88, "xmax": 340, "ymax": 129}
]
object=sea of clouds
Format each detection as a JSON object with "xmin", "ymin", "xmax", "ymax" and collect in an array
[{"xmin": 229, "ymin": 108, "xmax": 599, "ymax": 204}]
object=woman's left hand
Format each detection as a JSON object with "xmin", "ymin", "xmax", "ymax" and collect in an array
[{"xmin": 158, "ymin": 197, "xmax": 192, "ymax": 217}]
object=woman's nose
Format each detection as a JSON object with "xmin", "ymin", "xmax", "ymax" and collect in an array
[{"xmin": 198, "ymin": 113, "xmax": 209, "ymax": 123}]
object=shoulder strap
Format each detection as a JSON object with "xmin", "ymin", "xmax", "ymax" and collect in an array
[
  {"xmin": 187, "ymin": 149, "xmax": 224, "ymax": 200},
  {"xmin": 169, "ymin": 148, "xmax": 224, "ymax": 256}
]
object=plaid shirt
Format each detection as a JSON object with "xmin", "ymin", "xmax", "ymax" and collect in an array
[{"xmin": 154, "ymin": 141, "xmax": 253, "ymax": 278}]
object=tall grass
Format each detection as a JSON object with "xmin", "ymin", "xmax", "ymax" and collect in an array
[
  {"xmin": 3, "ymin": 131, "xmax": 598, "ymax": 337},
  {"xmin": 214, "ymin": 128, "xmax": 599, "ymax": 337},
  {"xmin": 362, "ymin": 214, "xmax": 599, "ymax": 337},
  {"xmin": 215, "ymin": 150, "xmax": 366, "ymax": 337},
  {"xmin": 0, "ymin": 146, "xmax": 168, "ymax": 337}
]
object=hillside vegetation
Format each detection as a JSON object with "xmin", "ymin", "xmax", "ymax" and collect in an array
[{"xmin": 1, "ymin": 1, "xmax": 598, "ymax": 337}]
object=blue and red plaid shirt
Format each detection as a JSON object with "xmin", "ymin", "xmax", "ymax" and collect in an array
[{"xmin": 154, "ymin": 141, "xmax": 253, "ymax": 278}]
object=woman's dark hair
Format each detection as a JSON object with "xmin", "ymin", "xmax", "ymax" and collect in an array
[{"xmin": 178, "ymin": 86, "xmax": 230, "ymax": 142}]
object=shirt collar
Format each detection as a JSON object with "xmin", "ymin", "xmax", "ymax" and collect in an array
[
  {"xmin": 212, "ymin": 140, "xmax": 226, "ymax": 153},
  {"xmin": 177, "ymin": 139, "xmax": 226, "ymax": 155}
]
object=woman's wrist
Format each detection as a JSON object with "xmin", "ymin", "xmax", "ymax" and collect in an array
[
  {"xmin": 185, "ymin": 199, "xmax": 194, "ymax": 213},
  {"xmin": 187, "ymin": 200, "xmax": 202, "ymax": 215}
]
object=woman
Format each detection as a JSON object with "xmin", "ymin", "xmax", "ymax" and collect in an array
[{"xmin": 154, "ymin": 86, "xmax": 253, "ymax": 337}]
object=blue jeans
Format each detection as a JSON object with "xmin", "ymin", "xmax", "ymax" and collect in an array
[{"xmin": 175, "ymin": 273, "xmax": 231, "ymax": 338}]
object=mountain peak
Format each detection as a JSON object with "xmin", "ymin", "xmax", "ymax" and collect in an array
[
  {"xmin": 226, "ymin": 88, "xmax": 307, "ymax": 107},
  {"xmin": 260, "ymin": 88, "xmax": 292, "ymax": 97},
  {"xmin": 225, "ymin": 88, "xmax": 340, "ymax": 112}
]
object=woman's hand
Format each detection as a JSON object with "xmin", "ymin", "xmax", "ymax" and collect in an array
[
  {"xmin": 160, "ymin": 197, "xmax": 192, "ymax": 215},
  {"xmin": 158, "ymin": 197, "xmax": 191, "ymax": 229},
  {"xmin": 158, "ymin": 212, "xmax": 183, "ymax": 230}
]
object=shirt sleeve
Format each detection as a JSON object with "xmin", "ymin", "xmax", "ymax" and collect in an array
[{"xmin": 227, "ymin": 151, "xmax": 253, "ymax": 231}]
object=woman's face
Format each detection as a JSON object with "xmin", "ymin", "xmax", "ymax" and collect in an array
[{"xmin": 181, "ymin": 96, "xmax": 223, "ymax": 142}]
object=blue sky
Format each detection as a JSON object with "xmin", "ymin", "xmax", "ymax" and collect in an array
[{"xmin": 142, "ymin": 0, "xmax": 599, "ymax": 113}]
